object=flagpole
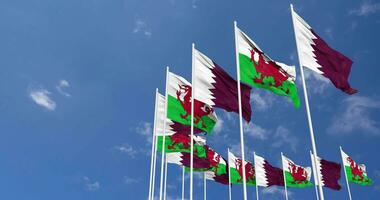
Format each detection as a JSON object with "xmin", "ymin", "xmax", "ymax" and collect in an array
[
  {"xmin": 152, "ymin": 105, "xmax": 159, "ymax": 200},
  {"xmin": 204, "ymin": 173, "xmax": 207, "ymax": 200},
  {"xmin": 164, "ymin": 157, "xmax": 168, "ymax": 200},
  {"xmin": 290, "ymin": 4, "xmax": 324, "ymax": 200},
  {"xmin": 254, "ymin": 152, "xmax": 259, "ymax": 200},
  {"xmin": 148, "ymin": 89, "xmax": 159, "ymax": 200},
  {"xmin": 228, "ymin": 148, "xmax": 232, "ymax": 200},
  {"xmin": 159, "ymin": 67, "xmax": 170, "ymax": 200},
  {"xmin": 310, "ymin": 151, "xmax": 320, "ymax": 200},
  {"xmin": 234, "ymin": 20, "xmax": 248, "ymax": 200},
  {"xmin": 190, "ymin": 43, "xmax": 195, "ymax": 200},
  {"xmin": 340, "ymin": 146, "xmax": 353, "ymax": 200},
  {"xmin": 281, "ymin": 152, "xmax": 289, "ymax": 200},
  {"xmin": 182, "ymin": 166, "xmax": 185, "ymax": 200}
]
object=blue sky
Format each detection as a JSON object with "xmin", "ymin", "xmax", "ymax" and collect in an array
[{"xmin": 0, "ymin": 0, "xmax": 379, "ymax": 199}]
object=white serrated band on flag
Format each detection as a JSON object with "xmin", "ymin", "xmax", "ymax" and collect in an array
[
  {"xmin": 292, "ymin": 10, "xmax": 323, "ymax": 75},
  {"xmin": 154, "ymin": 93, "xmax": 167, "ymax": 136},
  {"xmin": 254, "ymin": 154, "xmax": 269, "ymax": 187},
  {"xmin": 310, "ymin": 153, "xmax": 325, "ymax": 186},
  {"xmin": 166, "ymin": 153, "xmax": 183, "ymax": 165},
  {"xmin": 193, "ymin": 48, "xmax": 216, "ymax": 107}
]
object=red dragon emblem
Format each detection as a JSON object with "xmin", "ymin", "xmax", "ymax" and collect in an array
[
  {"xmin": 249, "ymin": 47, "xmax": 290, "ymax": 93},
  {"xmin": 176, "ymin": 84, "xmax": 214, "ymax": 128},
  {"xmin": 167, "ymin": 133, "xmax": 190, "ymax": 150},
  {"xmin": 207, "ymin": 148, "xmax": 221, "ymax": 174},
  {"xmin": 288, "ymin": 162, "xmax": 308, "ymax": 184},
  {"xmin": 235, "ymin": 159, "xmax": 255, "ymax": 183},
  {"xmin": 347, "ymin": 157, "xmax": 368, "ymax": 182}
]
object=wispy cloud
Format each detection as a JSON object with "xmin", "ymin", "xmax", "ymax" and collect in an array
[
  {"xmin": 272, "ymin": 126, "xmax": 298, "ymax": 152},
  {"xmin": 213, "ymin": 118, "xmax": 224, "ymax": 134},
  {"xmin": 191, "ymin": 0, "xmax": 198, "ymax": 9},
  {"xmin": 83, "ymin": 176, "xmax": 100, "ymax": 191},
  {"xmin": 328, "ymin": 96, "xmax": 380, "ymax": 135},
  {"xmin": 244, "ymin": 122, "xmax": 269, "ymax": 140},
  {"xmin": 261, "ymin": 187, "xmax": 292, "ymax": 198},
  {"xmin": 132, "ymin": 19, "xmax": 152, "ymax": 37},
  {"xmin": 250, "ymin": 92, "xmax": 275, "ymax": 111},
  {"xmin": 303, "ymin": 69, "xmax": 330, "ymax": 95},
  {"xmin": 350, "ymin": 1, "xmax": 380, "ymax": 16},
  {"xmin": 136, "ymin": 122, "xmax": 153, "ymax": 143},
  {"xmin": 29, "ymin": 88, "xmax": 56, "ymax": 111},
  {"xmin": 56, "ymin": 79, "xmax": 71, "ymax": 97},
  {"xmin": 124, "ymin": 177, "xmax": 141, "ymax": 184},
  {"xmin": 324, "ymin": 27, "xmax": 333, "ymax": 39},
  {"xmin": 114, "ymin": 143, "xmax": 138, "ymax": 158}
]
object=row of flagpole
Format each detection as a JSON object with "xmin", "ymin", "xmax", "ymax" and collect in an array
[{"xmin": 146, "ymin": 4, "xmax": 361, "ymax": 200}]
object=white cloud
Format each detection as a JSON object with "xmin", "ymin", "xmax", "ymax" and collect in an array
[
  {"xmin": 136, "ymin": 122, "xmax": 153, "ymax": 143},
  {"xmin": 244, "ymin": 122, "xmax": 269, "ymax": 140},
  {"xmin": 213, "ymin": 118, "xmax": 224, "ymax": 134},
  {"xmin": 272, "ymin": 126, "xmax": 298, "ymax": 152},
  {"xmin": 328, "ymin": 96, "xmax": 380, "ymax": 135},
  {"xmin": 324, "ymin": 27, "xmax": 333, "ymax": 39},
  {"xmin": 191, "ymin": 0, "xmax": 197, "ymax": 9},
  {"xmin": 114, "ymin": 143, "xmax": 138, "ymax": 158},
  {"xmin": 250, "ymin": 92, "xmax": 274, "ymax": 111},
  {"xmin": 124, "ymin": 177, "xmax": 141, "ymax": 184},
  {"xmin": 261, "ymin": 187, "xmax": 292, "ymax": 198},
  {"xmin": 133, "ymin": 19, "xmax": 152, "ymax": 37},
  {"xmin": 350, "ymin": 1, "xmax": 380, "ymax": 16},
  {"xmin": 56, "ymin": 79, "xmax": 71, "ymax": 97},
  {"xmin": 29, "ymin": 88, "xmax": 56, "ymax": 111},
  {"xmin": 303, "ymin": 68, "xmax": 330, "ymax": 94},
  {"xmin": 83, "ymin": 176, "xmax": 100, "ymax": 191}
]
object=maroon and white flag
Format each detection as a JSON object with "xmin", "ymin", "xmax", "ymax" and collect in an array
[
  {"xmin": 193, "ymin": 48, "xmax": 252, "ymax": 122},
  {"xmin": 310, "ymin": 153, "xmax": 342, "ymax": 190},
  {"xmin": 292, "ymin": 8, "xmax": 357, "ymax": 94},
  {"xmin": 254, "ymin": 153, "xmax": 284, "ymax": 187}
]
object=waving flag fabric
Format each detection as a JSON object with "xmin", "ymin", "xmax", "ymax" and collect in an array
[
  {"xmin": 193, "ymin": 48, "xmax": 252, "ymax": 122},
  {"xmin": 254, "ymin": 153, "xmax": 284, "ymax": 187},
  {"xmin": 236, "ymin": 27, "xmax": 300, "ymax": 108},
  {"xmin": 228, "ymin": 151, "xmax": 256, "ymax": 186},
  {"xmin": 167, "ymin": 72, "xmax": 217, "ymax": 133},
  {"xmin": 282, "ymin": 155, "xmax": 313, "ymax": 188},
  {"xmin": 291, "ymin": 8, "xmax": 357, "ymax": 94},
  {"xmin": 340, "ymin": 148, "xmax": 373, "ymax": 186},
  {"xmin": 311, "ymin": 153, "xmax": 342, "ymax": 190}
]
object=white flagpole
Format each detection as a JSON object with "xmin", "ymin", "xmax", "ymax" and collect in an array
[
  {"xmin": 228, "ymin": 148, "xmax": 232, "ymax": 200},
  {"xmin": 253, "ymin": 152, "xmax": 259, "ymax": 200},
  {"xmin": 290, "ymin": 4, "xmax": 324, "ymax": 200},
  {"xmin": 164, "ymin": 158, "xmax": 168, "ymax": 200},
  {"xmin": 204, "ymin": 173, "xmax": 207, "ymax": 200},
  {"xmin": 190, "ymin": 43, "xmax": 195, "ymax": 200},
  {"xmin": 159, "ymin": 67, "xmax": 170, "ymax": 200},
  {"xmin": 340, "ymin": 146, "xmax": 353, "ymax": 200},
  {"xmin": 152, "ymin": 102, "xmax": 160, "ymax": 200},
  {"xmin": 310, "ymin": 151, "xmax": 320, "ymax": 200},
  {"xmin": 281, "ymin": 153, "xmax": 289, "ymax": 200},
  {"xmin": 233, "ymin": 20, "xmax": 248, "ymax": 200},
  {"xmin": 148, "ymin": 89, "xmax": 159, "ymax": 200},
  {"xmin": 182, "ymin": 166, "xmax": 185, "ymax": 200}
]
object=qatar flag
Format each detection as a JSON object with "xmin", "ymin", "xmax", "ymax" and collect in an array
[{"xmin": 291, "ymin": 7, "xmax": 357, "ymax": 95}]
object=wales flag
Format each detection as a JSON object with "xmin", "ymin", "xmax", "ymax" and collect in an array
[
  {"xmin": 228, "ymin": 151, "xmax": 256, "ymax": 186},
  {"xmin": 282, "ymin": 154, "xmax": 313, "ymax": 188},
  {"xmin": 235, "ymin": 26, "xmax": 300, "ymax": 108},
  {"xmin": 167, "ymin": 71, "xmax": 217, "ymax": 133},
  {"xmin": 340, "ymin": 148, "xmax": 373, "ymax": 186}
]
